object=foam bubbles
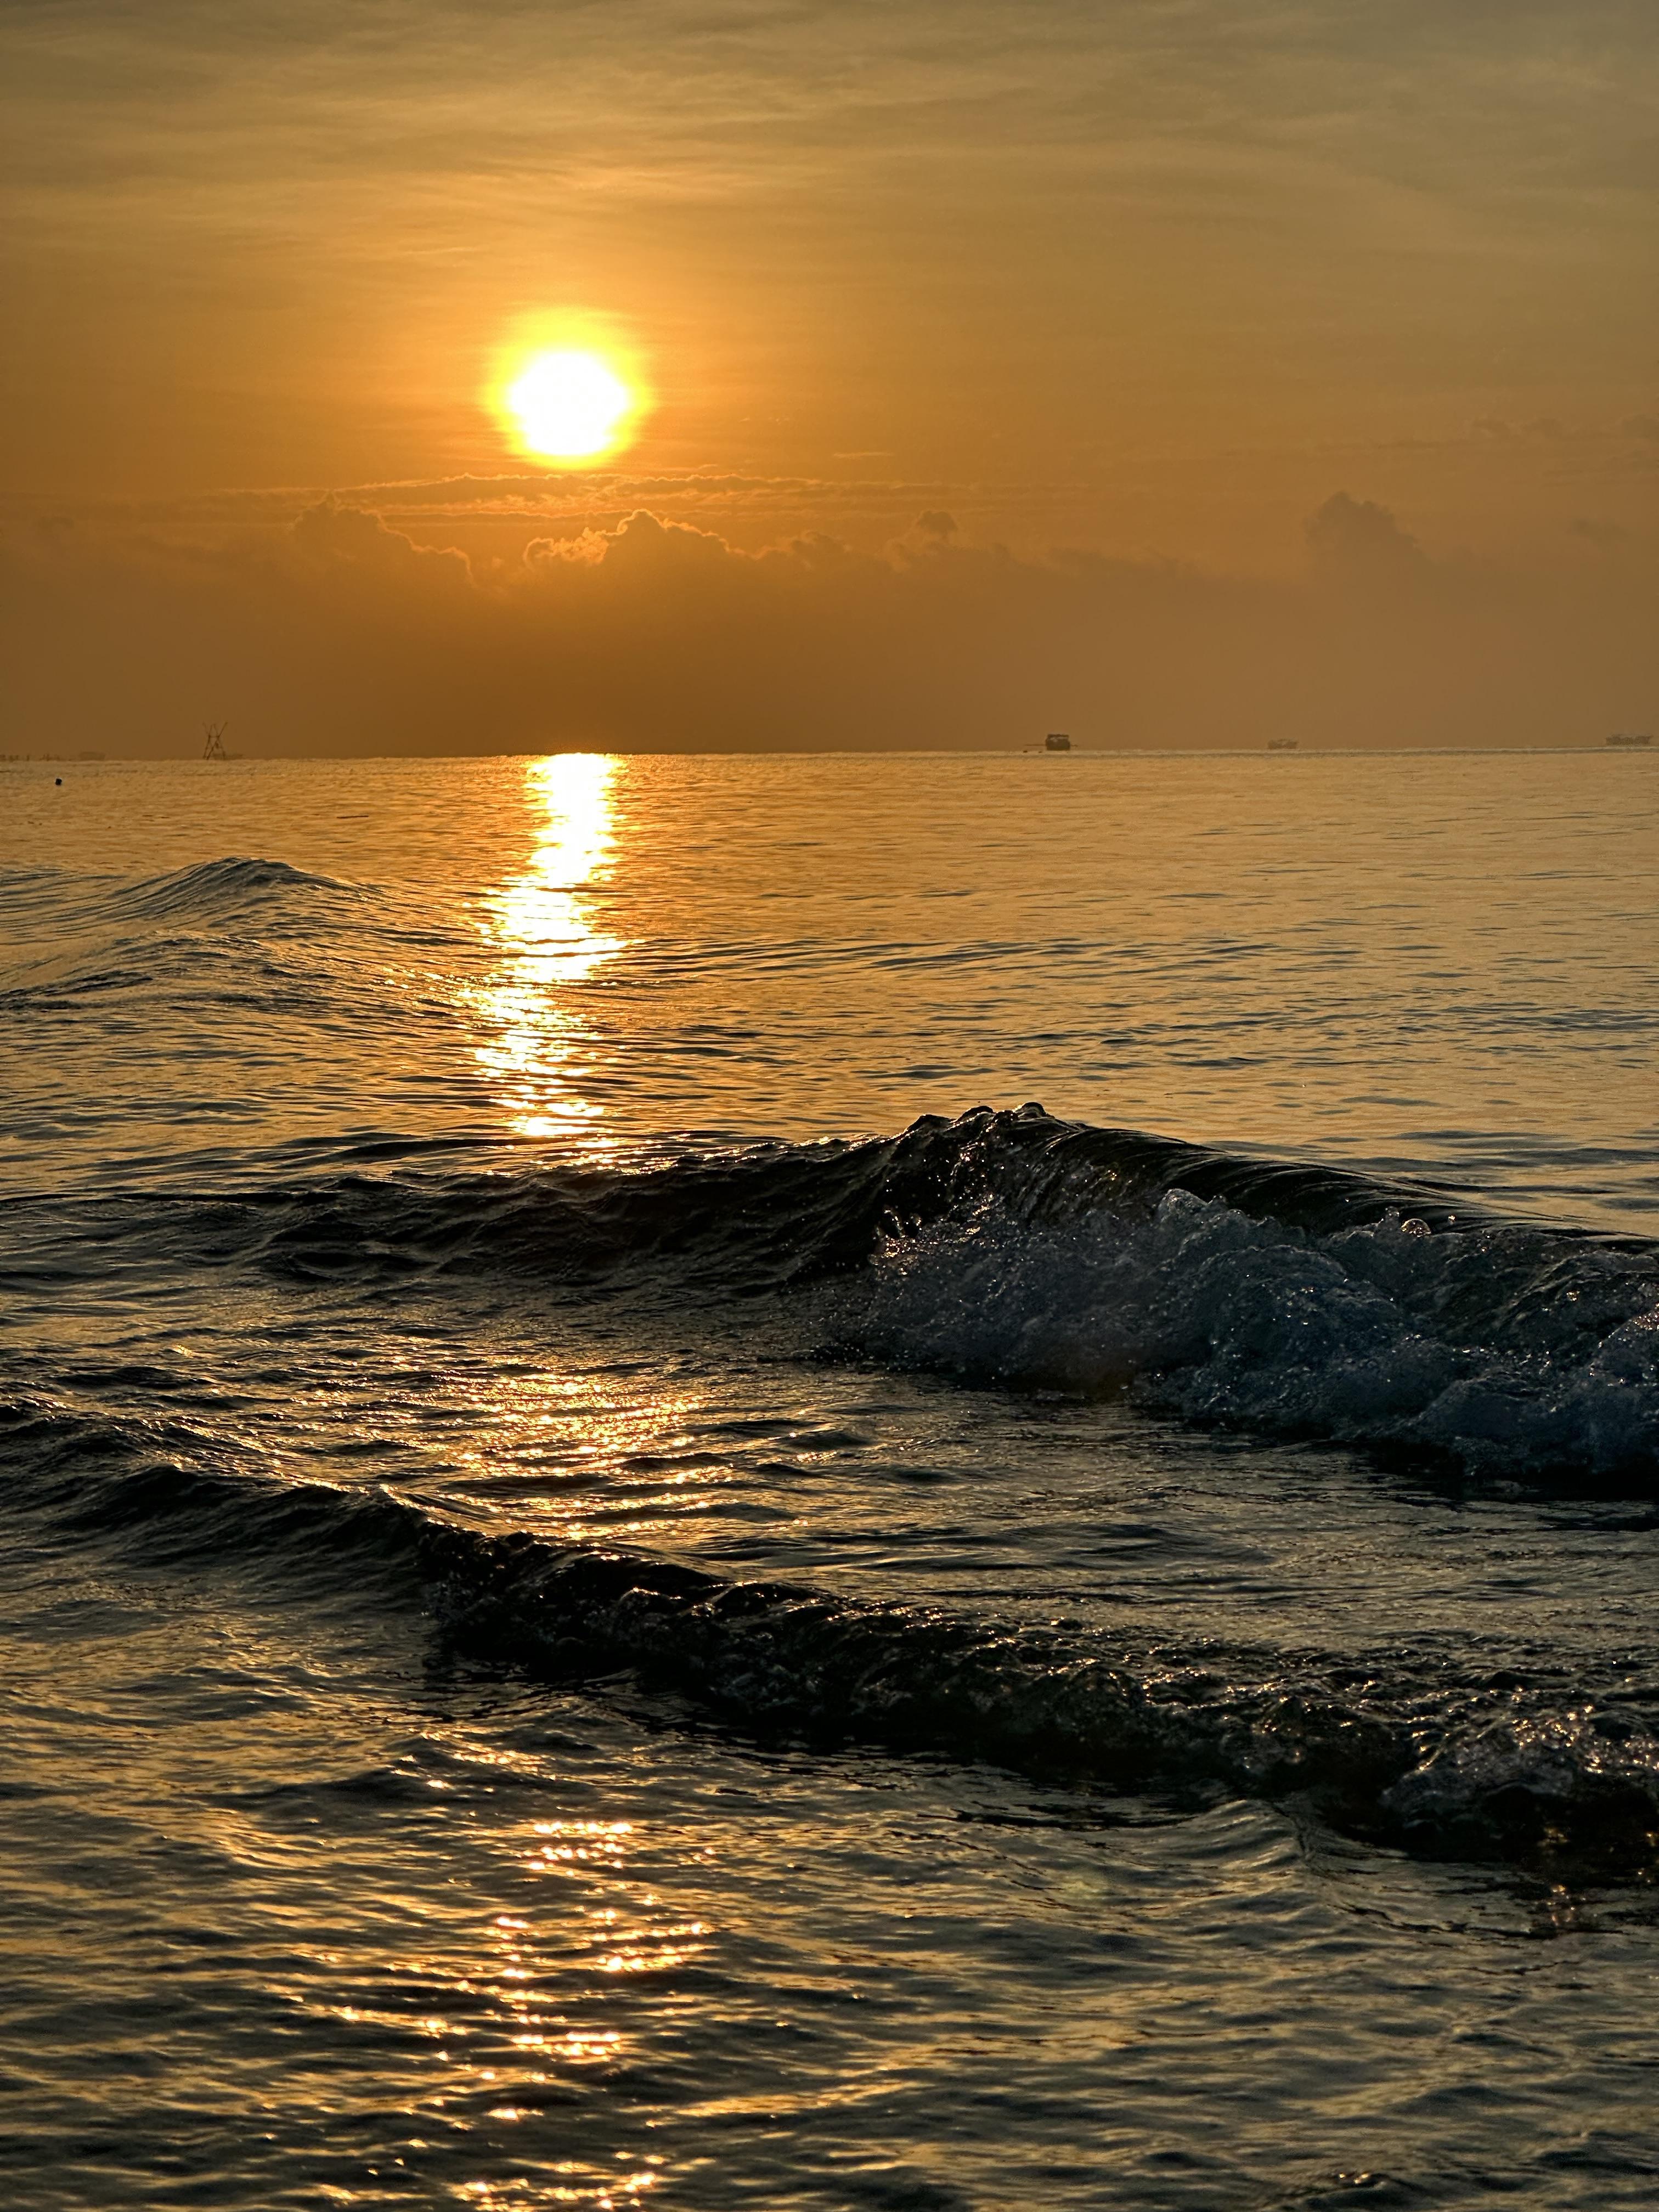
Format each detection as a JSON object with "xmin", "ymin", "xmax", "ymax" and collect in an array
[{"xmin": 847, "ymin": 1183, "xmax": 1659, "ymax": 1486}]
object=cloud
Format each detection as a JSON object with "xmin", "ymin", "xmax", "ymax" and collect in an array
[
  {"xmin": 290, "ymin": 496, "xmax": 470, "ymax": 583},
  {"xmin": 3, "ymin": 493, "xmax": 1656, "ymax": 757},
  {"xmin": 1305, "ymin": 492, "xmax": 1429, "ymax": 587},
  {"xmin": 0, "ymin": 472, "xmax": 982, "ymax": 541}
]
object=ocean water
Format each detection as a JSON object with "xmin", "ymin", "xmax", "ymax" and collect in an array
[{"xmin": 3, "ymin": 748, "xmax": 1658, "ymax": 2210}]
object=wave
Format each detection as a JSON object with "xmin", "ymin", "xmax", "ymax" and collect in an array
[
  {"xmin": 92, "ymin": 1104, "xmax": 1659, "ymax": 1486},
  {"xmin": 836, "ymin": 1111, "xmax": 1659, "ymax": 1487},
  {"xmin": 6, "ymin": 1388, "xmax": 1658, "ymax": 1879},
  {"xmin": 0, "ymin": 857, "xmax": 369, "ymax": 1003},
  {"xmin": 65, "ymin": 854, "xmax": 354, "ymax": 924}
]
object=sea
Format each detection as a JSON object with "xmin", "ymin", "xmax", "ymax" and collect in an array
[{"xmin": 2, "ymin": 748, "xmax": 1657, "ymax": 2211}]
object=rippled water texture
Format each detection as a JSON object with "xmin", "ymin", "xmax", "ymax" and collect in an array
[{"xmin": 2, "ymin": 751, "xmax": 1658, "ymax": 2209}]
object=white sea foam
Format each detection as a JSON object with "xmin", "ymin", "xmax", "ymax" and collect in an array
[{"xmin": 850, "ymin": 1187, "xmax": 1659, "ymax": 1482}]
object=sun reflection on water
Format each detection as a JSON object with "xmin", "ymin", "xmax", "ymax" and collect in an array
[
  {"xmin": 475, "ymin": 755, "xmax": 623, "ymax": 1142},
  {"xmin": 438, "ymin": 1364, "xmax": 724, "ymax": 1548}
]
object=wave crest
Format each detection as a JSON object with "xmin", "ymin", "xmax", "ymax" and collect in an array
[
  {"xmin": 843, "ymin": 1154, "xmax": 1659, "ymax": 1485},
  {"xmin": 99, "ymin": 855, "xmax": 354, "ymax": 920},
  {"xmin": 73, "ymin": 1104, "xmax": 1659, "ymax": 1486}
]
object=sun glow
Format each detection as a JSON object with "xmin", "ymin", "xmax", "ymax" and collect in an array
[{"xmin": 500, "ymin": 348, "xmax": 639, "ymax": 464}]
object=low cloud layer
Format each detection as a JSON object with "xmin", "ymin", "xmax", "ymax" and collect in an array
[{"xmin": 4, "ymin": 495, "xmax": 1654, "ymax": 755}]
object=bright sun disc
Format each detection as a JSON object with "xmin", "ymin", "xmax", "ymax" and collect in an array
[{"xmin": 504, "ymin": 349, "xmax": 635, "ymax": 462}]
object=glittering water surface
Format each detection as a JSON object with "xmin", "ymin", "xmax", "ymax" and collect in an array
[{"xmin": 2, "ymin": 752, "xmax": 1658, "ymax": 2209}]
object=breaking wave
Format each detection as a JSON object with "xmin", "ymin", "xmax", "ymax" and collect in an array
[
  {"xmin": 8, "ymin": 1096, "xmax": 1658, "ymax": 1871},
  {"xmin": 838, "ymin": 1111, "xmax": 1659, "ymax": 1487},
  {"xmin": 97, "ymin": 1103, "xmax": 1659, "ymax": 1487}
]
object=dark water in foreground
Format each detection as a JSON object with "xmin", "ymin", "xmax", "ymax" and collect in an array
[{"xmin": 3, "ymin": 751, "xmax": 1658, "ymax": 2209}]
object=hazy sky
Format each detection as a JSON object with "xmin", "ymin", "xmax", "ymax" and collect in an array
[{"xmin": 3, "ymin": 1, "xmax": 1656, "ymax": 750}]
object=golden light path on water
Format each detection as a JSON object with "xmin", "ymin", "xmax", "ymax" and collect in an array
[
  {"xmin": 467, "ymin": 760, "xmax": 738, "ymax": 1555},
  {"xmin": 473, "ymin": 754, "xmax": 623, "ymax": 1144},
  {"xmin": 460, "ymin": 769, "xmax": 719, "ymax": 2202}
]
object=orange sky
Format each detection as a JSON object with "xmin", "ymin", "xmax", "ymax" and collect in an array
[{"xmin": 3, "ymin": 1, "xmax": 1656, "ymax": 750}]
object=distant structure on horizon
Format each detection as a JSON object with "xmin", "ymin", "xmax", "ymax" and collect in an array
[
  {"xmin": 1606, "ymin": 731, "xmax": 1652, "ymax": 748},
  {"xmin": 1043, "ymin": 732, "xmax": 1072, "ymax": 752},
  {"xmin": 202, "ymin": 723, "xmax": 232, "ymax": 761},
  {"xmin": 1267, "ymin": 739, "xmax": 1299, "ymax": 752}
]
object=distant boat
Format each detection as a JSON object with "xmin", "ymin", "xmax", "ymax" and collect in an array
[
  {"xmin": 1267, "ymin": 739, "xmax": 1299, "ymax": 752},
  {"xmin": 1043, "ymin": 732, "xmax": 1072, "ymax": 753},
  {"xmin": 1606, "ymin": 731, "xmax": 1652, "ymax": 748},
  {"xmin": 201, "ymin": 721, "xmax": 233, "ymax": 761}
]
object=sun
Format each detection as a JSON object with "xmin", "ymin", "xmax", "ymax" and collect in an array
[{"xmin": 500, "ymin": 348, "xmax": 639, "ymax": 464}]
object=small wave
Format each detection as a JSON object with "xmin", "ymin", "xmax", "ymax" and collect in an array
[
  {"xmin": 435, "ymin": 1532, "xmax": 1659, "ymax": 1878},
  {"xmin": 86, "ymin": 855, "xmax": 356, "ymax": 922},
  {"xmin": 6, "ymin": 1391, "xmax": 1656, "ymax": 1878},
  {"xmin": 0, "ymin": 858, "xmax": 373, "ymax": 1005},
  {"xmin": 0, "ymin": 856, "xmax": 354, "ymax": 953}
]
